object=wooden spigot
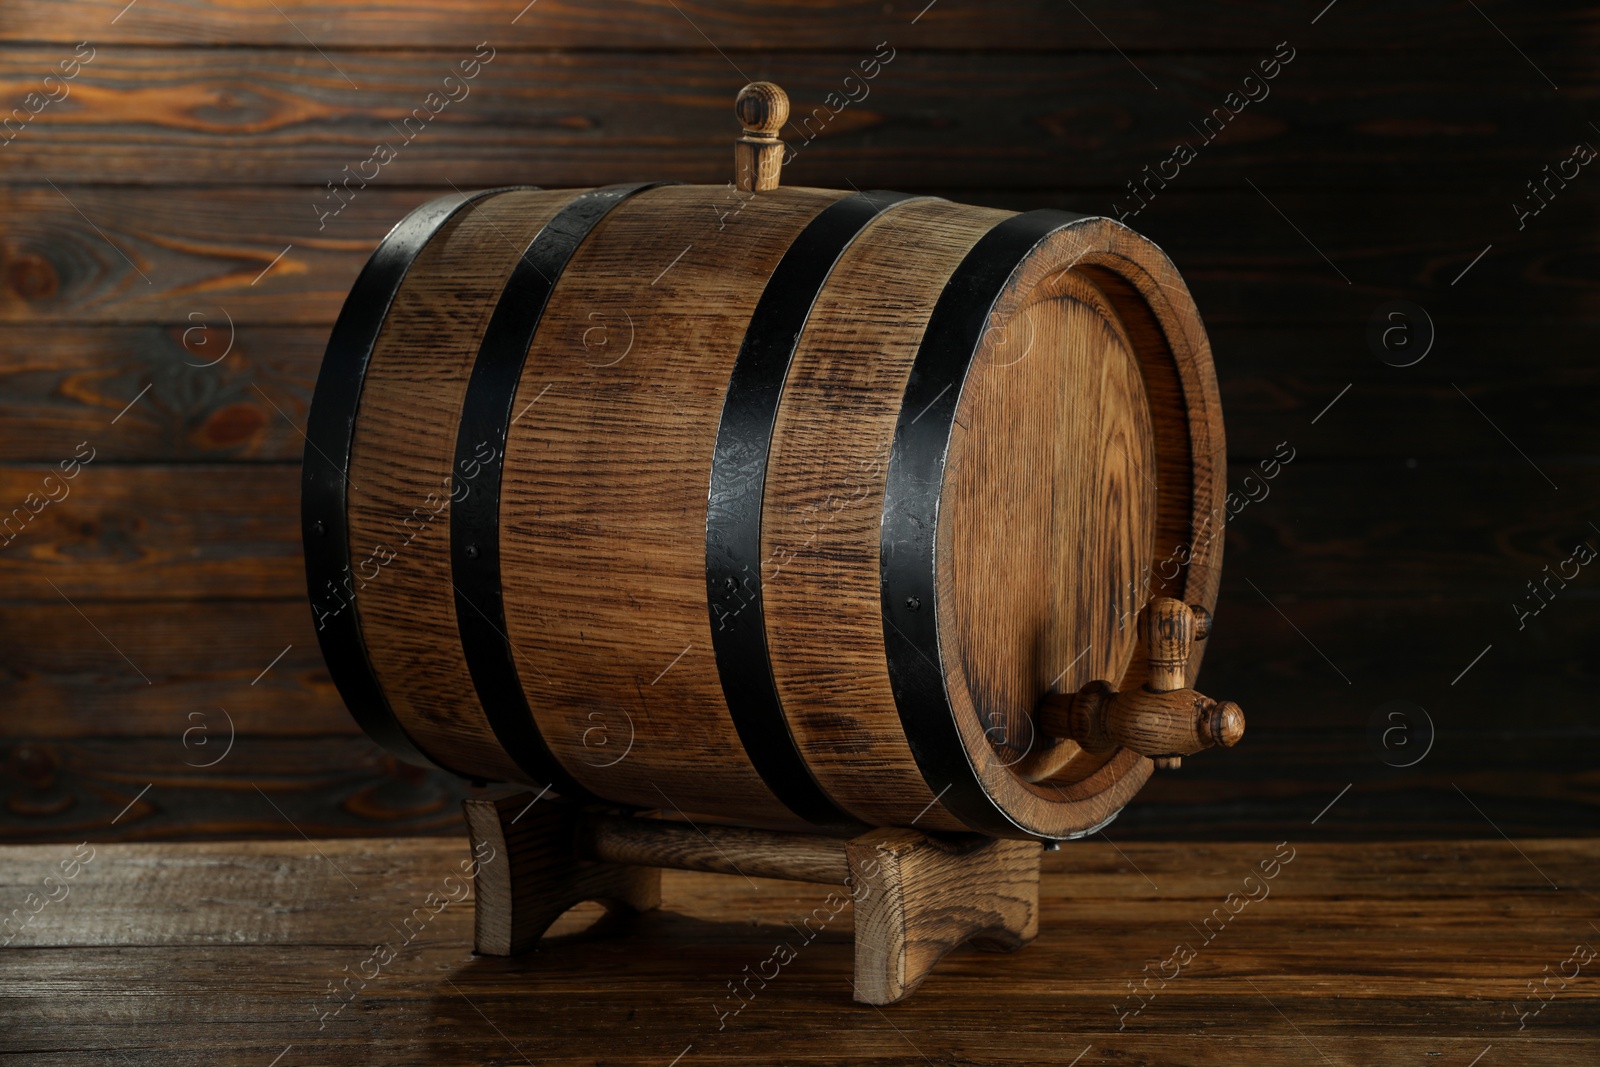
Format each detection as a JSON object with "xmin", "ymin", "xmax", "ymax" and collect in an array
[
  {"xmin": 1036, "ymin": 598, "xmax": 1244, "ymax": 770},
  {"xmin": 734, "ymin": 81, "xmax": 788, "ymax": 192}
]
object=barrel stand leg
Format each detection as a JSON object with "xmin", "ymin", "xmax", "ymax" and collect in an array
[
  {"xmin": 462, "ymin": 791, "xmax": 660, "ymax": 956},
  {"xmin": 460, "ymin": 793, "xmax": 1043, "ymax": 1004},
  {"xmin": 846, "ymin": 828, "xmax": 1042, "ymax": 1005}
]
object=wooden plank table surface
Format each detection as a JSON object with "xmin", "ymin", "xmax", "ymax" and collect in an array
[{"xmin": 2, "ymin": 836, "xmax": 1596, "ymax": 1065}]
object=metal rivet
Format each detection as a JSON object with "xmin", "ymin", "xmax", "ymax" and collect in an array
[
  {"xmin": 311, "ymin": 521, "xmax": 325, "ymax": 536},
  {"xmin": 465, "ymin": 544, "xmax": 479, "ymax": 560},
  {"xmin": 905, "ymin": 596, "xmax": 920, "ymax": 611}
]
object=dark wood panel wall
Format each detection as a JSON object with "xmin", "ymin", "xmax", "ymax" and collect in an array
[{"xmin": 1, "ymin": 1, "xmax": 1594, "ymax": 842}]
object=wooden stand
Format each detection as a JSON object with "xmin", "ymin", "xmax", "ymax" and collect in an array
[{"xmin": 462, "ymin": 791, "xmax": 1042, "ymax": 1005}]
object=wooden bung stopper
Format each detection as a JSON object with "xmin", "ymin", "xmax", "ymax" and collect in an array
[
  {"xmin": 734, "ymin": 81, "xmax": 788, "ymax": 192},
  {"xmin": 1037, "ymin": 598, "xmax": 1244, "ymax": 769}
]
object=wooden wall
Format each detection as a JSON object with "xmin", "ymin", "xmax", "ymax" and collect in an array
[{"xmin": 1, "ymin": 1, "xmax": 1594, "ymax": 842}]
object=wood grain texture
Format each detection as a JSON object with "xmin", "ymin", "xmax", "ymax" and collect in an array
[
  {"xmin": 473, "ymin": 803, "xmax": 1043, "ymax": 1005},
  {"xmin": 483, "ymin": 186, "xmax": 1223, "ymax": 837},
  {"xmin": 581, "ymin": 814, "xmax": 850, "ymax": 885},
  {"xmin": 0, "ymin": 463, "xmax": 302, "ymax": 600},
  {"xmin": 346, "ymin": 187, "xmax": 573, "ymax": 783},
  {"xmin": 0, "ymin": 600, "xmax": 340, "ymax": 737},
  {"xmin": 8, "ymin": 590, "xmax": 1596, "ymax": 844},
  {"xmin": 847, "ymin": 829, "xmax": 1041, "ymax": 1005},
  {"xmin": 11, "ymin": 374, "xmax": 1588, "ymax": 834},
  {"xmin": 928, "ymin": 218, "xmax": 1226, "ymax": 837},
  {"xmin": 943, "ymin": 262, "xmax": 1155, "ymax": 788},
  {"xmin": 733, "ymin": 82, "xmax": 789, "ymax": 193},
  {"xmin": 0, "ymin": 0, "xmax": 1585, "ymax": 49},
  {"xmin": 0, "ymin": 50, "xmax": 1591, "ymax": 187},
  {"xmin": 498, "ymin": 184, "xmax": 844, "ymax": 821},
  {"xmin": 1040, "ymin": 681, "xmax": 1245, "ymax": 761},
  {"xmin": 2, "ymin": 590, "xmax": 1588, "ymax": 842},
  {"xmin": 8, "ymin": 722, "xmax": 1600, "ymax": 845},
  {"xmin": 955, "ymin": 188, "xmax": 1600, "ymax": 328},
  {"xmin": 1218, "ymin": 460, "xmax": 1595, "ymax": 599},
  {"xmin": 0, "ymin": 736, "xmax": 473, "ymax": 842},
  {"xmin": 2, "ymin": 837, "xmax": 1597, "ymax": 1062},
  {"xmin": 1117, "ymin": 728, "xmax": 1600, "ymax": 841},
  {"xmin": 1214, "ymin": 321, "xmax": 1600, "ymax": 459},
  {"xmin": 1141, "ymin": 596, "xmax": 1199, "ymax": 691},
  {"xmin": 2, "ymin": 461, "xmax": 1590, "ymax": 607},
  {"xmin": 0, "ymin": 185, "xmax": 427, "ymax": 325},
  {"xmin": 463, "ymin": 791, "xmax": 660, "ymax": 956},
  {"xmin": 4, "ymin": 322, "xmax": 1595, "ymax": 463},
  {"xmin": 761, "ymin": 197, "xmax": 999, "ymax": 831},
  {"xmin": 762, "ymin": 207, "xmax": 1221, "ymax": 839},
  {"xmin": 0, "ymin": 0, "xmax": 1591, "ymax": 850},
  {"xmin": 0, "ymin": 325, "xmax": 320, "ymax": 462},
  {"xmin": 3, "ymin": 187, "xmax": 1593, "ymax": 328}
]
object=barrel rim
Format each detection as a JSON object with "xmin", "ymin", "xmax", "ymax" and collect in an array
[
  {"xmin": 881, "ymin": 209, "xmax": 1190, "ymax": 840},
  {"xmin": 301, "ymin": 186, "xmax": 535, "ymax": 775},
  {"xmin": 705, "ymin": 189, "xmax": 926, "ymax": 831},
  {"xmin": 452, "ymin": 182, "xmax": 671, "ymax": 798}
]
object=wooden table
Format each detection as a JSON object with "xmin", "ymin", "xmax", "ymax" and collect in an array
[{"xmin": 2, "ymin": 837, "xmax": 1596, "ymax": 1065}]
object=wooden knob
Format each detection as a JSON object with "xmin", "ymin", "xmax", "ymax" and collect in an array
[
  {"xmin": 735, "ymin": 81, "xmax": 789, "ymax": 136},
  {"xmin": 1209, "ymin": 701, "xmax": 1245, "ymax": 747},
  {"xmin": 734, "ymin": 82, "xmax": 788, "ymax": 193},
  {"xmin": 1141, "ymin": 597, "xmax": 1197, "ymax": 691}
]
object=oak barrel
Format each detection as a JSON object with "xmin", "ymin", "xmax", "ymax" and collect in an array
[{"xmin": 301, "ymin": 179, "xmax": 1226, "ymax": 841}]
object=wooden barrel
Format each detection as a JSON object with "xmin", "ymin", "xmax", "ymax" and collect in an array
[{"xmin": 301, "ymin": 181, "xmax": 1224, "ymax": 841}]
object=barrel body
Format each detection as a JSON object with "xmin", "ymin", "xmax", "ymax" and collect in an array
[{"xmin": 302, "ymin": 184, "xmax": 1224, "ymax": 840}]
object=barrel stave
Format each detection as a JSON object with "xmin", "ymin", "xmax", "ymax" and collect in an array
[
  {"xmin": 499, "ymin": 185, "xmax": 847, "ymax": 821},
  {"xmin": 347, "ymin": 188, "xmax": 576, "ymax": 783}
]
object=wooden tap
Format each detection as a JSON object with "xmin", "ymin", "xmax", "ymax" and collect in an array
[{"xmin": 1037, "ymin": 598, "xmax": 1244, "ymax": 769}]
